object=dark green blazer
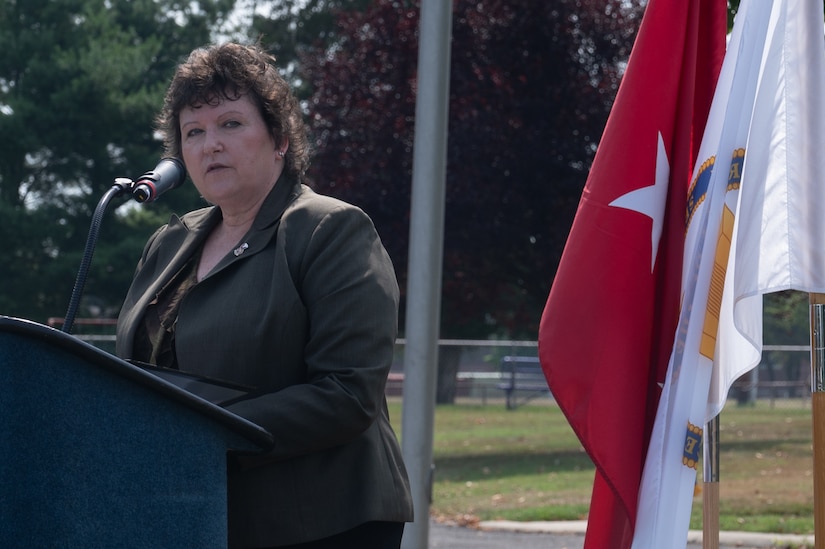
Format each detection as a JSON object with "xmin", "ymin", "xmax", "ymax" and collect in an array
[{"xmin": 116, "ymin": 178, "xmax": 413, "ymax": 546}]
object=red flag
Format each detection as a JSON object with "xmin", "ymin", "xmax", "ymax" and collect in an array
[{"xmin": 538, "ymin": 1, "xmax": 725, "ymax": 547}]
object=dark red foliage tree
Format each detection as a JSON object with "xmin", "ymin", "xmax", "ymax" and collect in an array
[{"xmin": 300, "ymin": 0, "xmax": 643, "ymax": 339}]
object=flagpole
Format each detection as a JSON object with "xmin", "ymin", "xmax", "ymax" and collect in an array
[
  {"xmin": 809, "ymin": 293, "xmax": 825, "ymax": 549},
  {"xmin": 703, "ymin": 416, "xmax": 720, "ymax": 549}
]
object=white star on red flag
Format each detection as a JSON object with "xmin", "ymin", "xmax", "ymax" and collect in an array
[{"xmin": 609, "ymin": 132, "xmax": 670, "ymax": 272}]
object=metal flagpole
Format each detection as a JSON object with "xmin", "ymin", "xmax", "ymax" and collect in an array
[
  {"xmin": 400, "ymin": 1, "xmax": 452, "ymax": 548},
  {"xmin": 809, "ymin": 293, "xmax": 825, "ymax": 549},
  {"xmin": 703, "ymin": 416, "xmax": 720, "ymax": 549}
]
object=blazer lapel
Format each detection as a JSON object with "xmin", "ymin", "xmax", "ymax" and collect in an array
[
  {"xmin": 117, "ymin": 206, "xmax": 219, "ymax": 358},
  {"xmin": 129, "ymin": 210, "xmax": 218, "ymax": 322}
]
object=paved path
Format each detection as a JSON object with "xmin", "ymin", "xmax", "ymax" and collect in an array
[{"xmin": 428, "ymin": 520, "xmax": 815, "ymax": 548}]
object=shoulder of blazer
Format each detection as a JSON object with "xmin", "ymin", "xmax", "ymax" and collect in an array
[
  {"xmin": 276, "ymin": 184, "xmax": 372, "ymax": 287},
  {"xmin": 284, "ymin": 184, "xmax": 368, "ymax": 223}
]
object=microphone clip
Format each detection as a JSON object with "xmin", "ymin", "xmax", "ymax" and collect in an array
[{"xmin": 130, "ymin": 157, "xmax": 187, "ymax": 203}]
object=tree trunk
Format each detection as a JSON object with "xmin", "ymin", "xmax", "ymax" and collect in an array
[{"xmin": 436, "ymin": 346, "xmax": 461, "ymax": 404}]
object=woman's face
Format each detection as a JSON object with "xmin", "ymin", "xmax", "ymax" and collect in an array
[{"xmin": 179, "ymin": 93, "xmax": 282, "ymax": 213}]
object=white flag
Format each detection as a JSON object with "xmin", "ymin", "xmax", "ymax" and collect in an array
[
  {"xmin": 708, "ymin": 0, "xmax": 825, "ymax": 419},
  {"xmin": 632, "ymin": 0, "xmax": 825, "ymax": 547}
]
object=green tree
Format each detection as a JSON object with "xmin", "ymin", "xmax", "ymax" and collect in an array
[
  {"xmin": 760, "ymin": 291, "xmax": 810, "ymax": 397},
  {"xmin": 241, "ymin": 0, "xmax": 372, "ymax": 83},
  {"xmin": 0, "ymin": 0, "xmax": 233, "ymax": 324}
]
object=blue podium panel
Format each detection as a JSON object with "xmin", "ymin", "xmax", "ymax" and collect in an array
[{"xmin": 0, "ymin": 317, "xmax": 272, "ymax": 548}]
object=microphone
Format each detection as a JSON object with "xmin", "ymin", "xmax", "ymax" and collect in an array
[{"xmin": 132, "ymin": 157, "xmax": 187, "ymax": 203}]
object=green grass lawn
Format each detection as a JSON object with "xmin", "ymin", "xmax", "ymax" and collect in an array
[{"xmin": 388, "ymin": 398, "xmax": 815, "ymax": 534}]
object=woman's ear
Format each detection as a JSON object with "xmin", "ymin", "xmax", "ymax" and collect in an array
[{"xmin": 277, "ymin": 138, "xmax": 289, "ymax": 158}]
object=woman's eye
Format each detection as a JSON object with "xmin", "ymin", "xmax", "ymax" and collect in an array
[
  {"xmin": 224, "ymin": 120, "xmax": 241, "ymax": 129},
  {"xmin": 185, "ymin": 128, "xmax": 203, "ymax": 138}
]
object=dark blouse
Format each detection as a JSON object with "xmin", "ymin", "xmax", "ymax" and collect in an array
[{"xmin": 132, "ymin": 253, "xmax": 200, "ymax": 369}]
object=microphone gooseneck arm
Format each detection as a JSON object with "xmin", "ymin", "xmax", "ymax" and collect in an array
[
  {"xmin": 62, "ymin": 179, "xmax": 134, "ymax": 334},
  {"xmin": 62, "ymin": 159, "xmax": 186, "ymax": 334}
]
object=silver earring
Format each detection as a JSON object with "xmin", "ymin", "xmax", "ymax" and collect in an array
[{"xmin": 277, "ymin": 150, "xmax": 285, "ymax": 157}]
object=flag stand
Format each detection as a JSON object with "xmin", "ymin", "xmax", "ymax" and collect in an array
[
  {"xmin": 809, "ymin": 293, "xmax": 825, "ymax": 549},
  {"xmin": 703, "ymin": 416, "xmax": 720, "ymax": 549}
]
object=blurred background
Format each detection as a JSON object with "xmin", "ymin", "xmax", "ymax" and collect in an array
[{"xmin": 5, "ymin": 0, "xmax": 805, "ymax": 406}]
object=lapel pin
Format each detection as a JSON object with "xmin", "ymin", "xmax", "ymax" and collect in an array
[{"xmin": 233, "ymin": 242, "xmax": 249, "ymax": 257}]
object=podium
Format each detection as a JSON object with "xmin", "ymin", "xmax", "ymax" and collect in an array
[{"xmin": 0, "ymin": 316, "xmax": 273, "ymax": 548}]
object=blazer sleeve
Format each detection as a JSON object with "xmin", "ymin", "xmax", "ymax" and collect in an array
[{"xmin": 225, "ymin": 201, "xmax": 400, "ymax": 459}]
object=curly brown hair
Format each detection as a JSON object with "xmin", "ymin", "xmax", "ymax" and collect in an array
[{"xmin": 156, "ymin": 42, "xmax": 311, "ymax": 181}]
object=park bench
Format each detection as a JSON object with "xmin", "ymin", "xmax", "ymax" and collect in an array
[{"xmin": 497, "ymin": 356, "xmax": 550, "ymax": 409}]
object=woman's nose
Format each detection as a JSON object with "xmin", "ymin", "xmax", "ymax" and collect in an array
[{"xmin": 203, "ymin": 130, "xmax": 223, "ymax": 153}]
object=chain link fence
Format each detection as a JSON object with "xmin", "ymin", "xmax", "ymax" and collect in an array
[
  {"xmin": 391, "ymin": 341, "xmax": 814, "ymax": 410},
  {"xmin": 62, "ymin": 323, "xmax": 812, "ymax": 410}
]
